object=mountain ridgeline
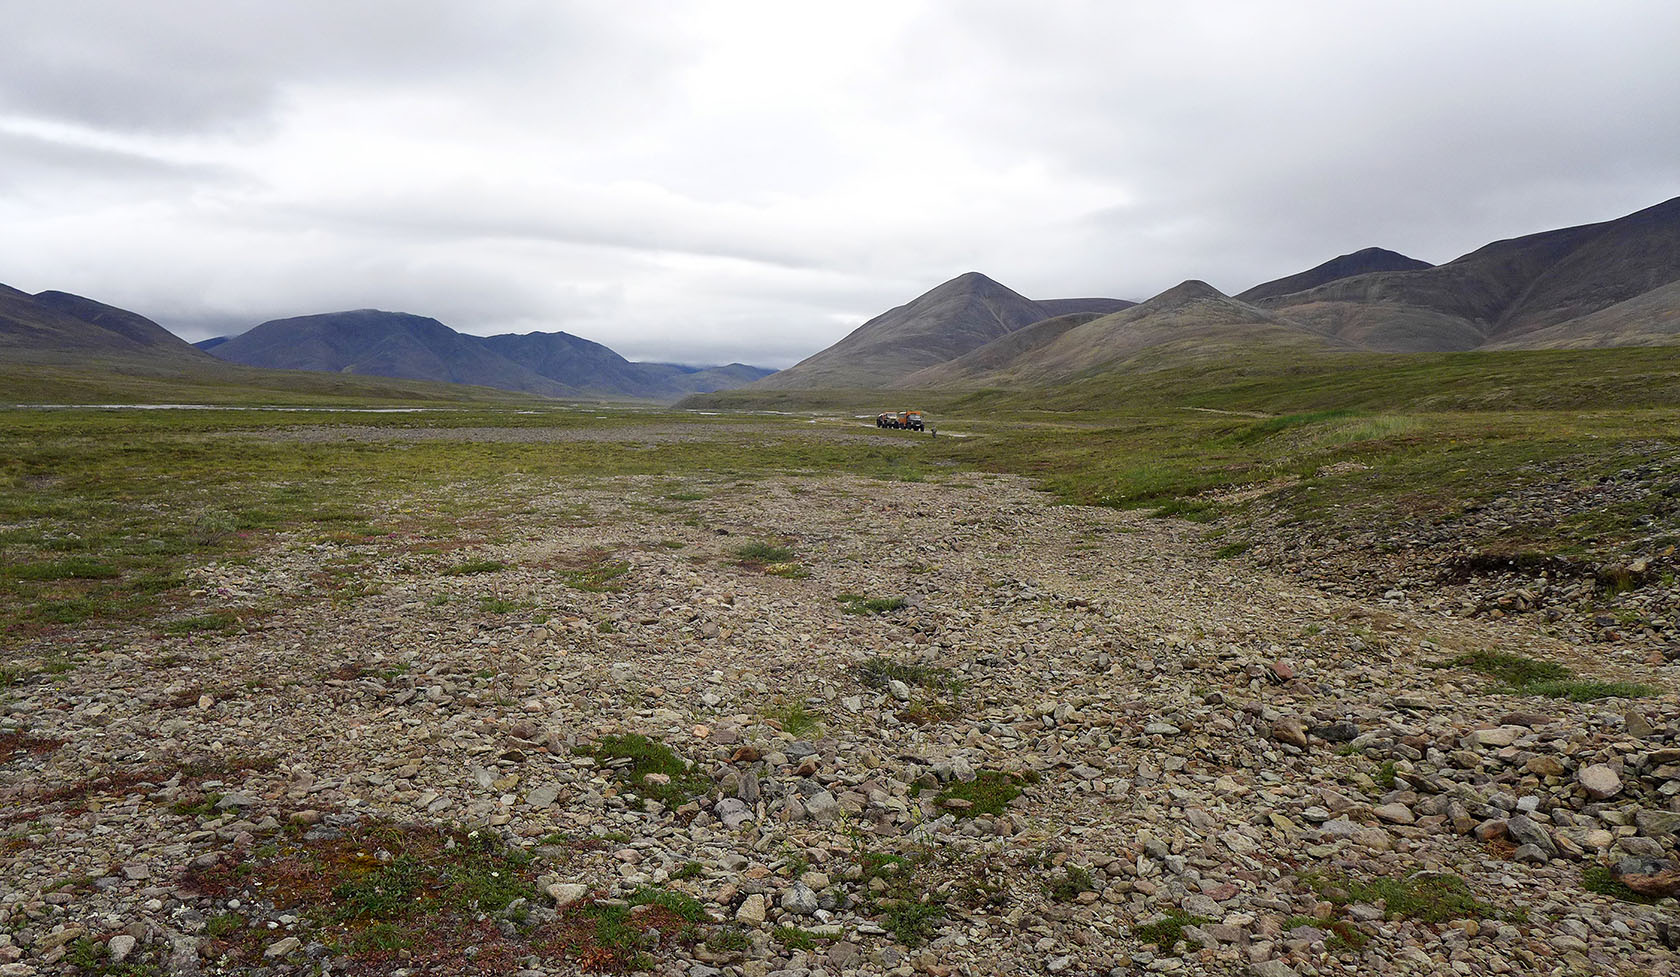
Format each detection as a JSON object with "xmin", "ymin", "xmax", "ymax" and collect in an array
[
  {"xmin": 203, "ymin": 311, "xmax": 772, "ymax": 400},
  {"xmin": 751, "ymin": 272, "xmax": 1134, "ymax": 389},
  {"xmin": 0, "ymin": 285, "xmax": 213, "ymax": 362},
  {"xmin": 1, "ymin": 287, "xmax": 772, "ymax": 402},
  {"xmin": 741, "ymin": 194, "xmax": 1680, "ymax": 392},
  {"xmin": 7, "ymin": 193, "xmax": 1679, "ymax": 403}
]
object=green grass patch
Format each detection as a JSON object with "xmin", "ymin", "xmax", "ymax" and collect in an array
[
  {"xmin": 763, "ymin": 701, "xmax": 821, "ymax": 737},
  {"xmin": 1149, "ymin": 497, "xmax": 1218, "ymax": 522},
  {"xmin": 1303, "ymin": 870, "xmax": 1510, "ymax": 923},
  {"xmin": 850, "ymin": 846, "xmax": 946, "ymax": 947},
  {"xmin": 576, "ymin": 733, "xmax": 710, "ymax": 808},
  {"xmin": 1582, "ymin": 864, "xmax": 1658, "ymax": 904},
  {"xmin": 1225, "ymin": 409, "xmax": 1358, "ymax": 445},
  {"xmin": 856, "ymin": 656, "xmax": 960, "ymax": 691},
  {"xmin": 1046, "ymin": 864, "xmax": 1094, "ymax": 902},
  {"xmin": 1431, "ymin": 650, "xmax": 1570, "ymax": 686},
  {"xmin": 557, "ymin": 560, "xmax": 630, "ymax": 593},
  {"xmin": 1133, "ymin": 910, "xmax": 1206, "ymax": 954},
  {"xmin": 170, "ymin": 792, "xmax": 224, "ymax": 818},
  {"xmin": 5, "ymin": 556, "xmax": 121, "ymax": 580},
  {"xmin": 1213, "ymin": 541, "xmax": 1251, "ymax": 559},
  {"xmin": 932, "ymin": 770, "xmax": 1025, "ymax": 818},
  {"xmin": 837, "ymin": 593, "xmax": 907, "ymax": 615},
  {"xmin": 625, "ymin": 884, "xmax": 708, "ymax": 923},
  {"xmin": 772, "ymin": 925, "xmax": 835, "ymax": 950},
  {"xmin": 705, "ymin": 926, "xmax": 752, "ymax": 952},
  {"xmin": 442, "ymin": 557, "xmax": 505, "ymax": 576},
  {"xmin": 734, "ymin": 541, "xmax": 796, "ymax": 565},
  {"xmin": 1431, "ymin": 651, "xmax": 1655, "ymax": 701},
  {"xmin": 1524, "ymin": 679, "xmax": 1657, "ymax": 701},
  {"xmin": 161, "ymin": 611, "xmax": 242, "ymax": 634},
  {"xmin": 671, "ymin": 861, "xmax": 704, "ymax": 881},
  {"xmin": 934, "ymin": 772, "xmax": 1021, "ymax": 819}
]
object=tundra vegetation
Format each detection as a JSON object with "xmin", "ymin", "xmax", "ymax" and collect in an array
[{"xmin": 1, "ymin": 345, "xmax": 1677, "ymax": 975}]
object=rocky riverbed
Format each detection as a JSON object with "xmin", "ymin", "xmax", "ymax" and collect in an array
[{"xmin": 2, "ymin": 472, "xmax": 1676, "ymax": 976}]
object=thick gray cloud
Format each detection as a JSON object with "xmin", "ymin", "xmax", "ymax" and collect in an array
[{"xmin": 2, "ymin": 1, "xmax": 1677, "ymax": 366}]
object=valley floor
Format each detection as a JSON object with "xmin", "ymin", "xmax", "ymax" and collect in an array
[{"xmin": 2, "ymin": 432, "xmax": 1676, "ymax": 976}]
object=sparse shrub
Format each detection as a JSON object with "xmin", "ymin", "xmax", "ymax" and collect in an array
[
  {"xmin": 837, "ymin": 593, "xmax": 906, "ymax": 615},
  {"xmin": 1302, "ymin": 870, "xmax": 1509, "ymax": 922},
  {"xmin": 705, "ymin": 926, "xmax": 751, "ymax": 952},
  {"xmin": 1149, "ymin": 498, "xmax": 1217, "ymax": 522},
  {"xmin": 857, "ymin": 656, "xmax": 960, "ymax": 692},
  {"xmin": 932, "ymin": 770, "xmax": 1025, "ymax": 818},
  {"xmin": 576, "ymin": 733, "xmax": 709, "ymax": 807},
  {"xmin": 162, "ymin": 612, "xmax": 241, "ymax": 634},
  {"xmin": 442, "ymin": 557, "xmax": 505, "ymax": 576},
  {"xmin": 772, "ymin": 925, "xmax": 826, "ymax": 950},
  {"xmin": 734, "ymin": 542, "xmax": 795, "ymax": 565},
  {"xmin": 1133, "ymin": 910, "xmax": 1206, "ymax": 953},
  {"xmin": 1583, "ymin": 864, "xmax": 1656, "ymax": 904},
  {"xmin": 672, "ymin": 861, "xmax": 704, "ymax": 881},
  {"xmin": 1431, "ymin": 651, "xmax": 1654, "ymax": 701},
  {"xmin": 763, "ymin": 701, "xmax": 820, "ymax": 736},
  {"xmin": 558, "ymin": 561, "xmax": 629, "ymax": 592},
  {"xmin": 1046, "ymin": 864, "xmax": 1094, "ymax": 902}
]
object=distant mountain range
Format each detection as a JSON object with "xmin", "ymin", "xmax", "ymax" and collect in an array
[
  {"xmin": 201, "ymin": 311, "xmax": 772, "ymax": 399},
  {"xmin": 8, "ymin": 193, "xmax": 1678, "ymax": 401},
  {"xmin": 744, "ymin": 194, "xmax": 1680, "ymax": 391},
  {"xmin": 2, "ymin": 288, "xmax": 771, "ymax": 401}
]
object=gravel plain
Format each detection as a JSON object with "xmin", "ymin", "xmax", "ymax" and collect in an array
[{"xmin": 3, "ymin": 464, "xmax": 1676, "ymax": 976}]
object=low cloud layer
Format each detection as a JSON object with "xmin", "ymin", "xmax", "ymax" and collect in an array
[{"xmin": 3, "ymin": 1, "xmax": 1677, "ymax": 366}]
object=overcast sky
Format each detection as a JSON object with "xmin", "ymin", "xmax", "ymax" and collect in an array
[{"xmin": 3, "ymin": 2, "xmax": 1678, "ymax": 366}]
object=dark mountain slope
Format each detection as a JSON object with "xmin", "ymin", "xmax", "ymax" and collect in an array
[
  {"xmin": 31, "ymin": 290, "xmax": 205, "ymax": 352},
  {"xmin": 207, "ymin": 310, "xmax": 576, "ymax": 397},
  {"xmin": 477, "ymin": 331, "xmax": 772, "ymax": 399},
  {"xmin": 1258, "ymin": 196, "xmax": 1680, "ymax": 351},
  {"xmin": 1237, "ymin": 247, "xmax": 1433, "ymax": 304},
  {"xmin": 1484, "ymin": 279, "xmax": 1680, "ymax": 349},
  {"xmin": 0, "ymin": 285, "xmax": 210, "ymax": 361},
  {"xmin": 477, "ymin": 330, "xmax": 651, "ymax": 396}
]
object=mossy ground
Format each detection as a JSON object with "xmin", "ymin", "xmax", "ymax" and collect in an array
[
  {"xmin": 576, "ymin": 733, "xmax": 711, "ymax": 808},
  {"xmin": 1431, "ymin": 651, "xmax": 1655, "ymax": 701},
  {"xmin": 1302, "ymin": 870, "xmax": 1513, "ymax": 923}
]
